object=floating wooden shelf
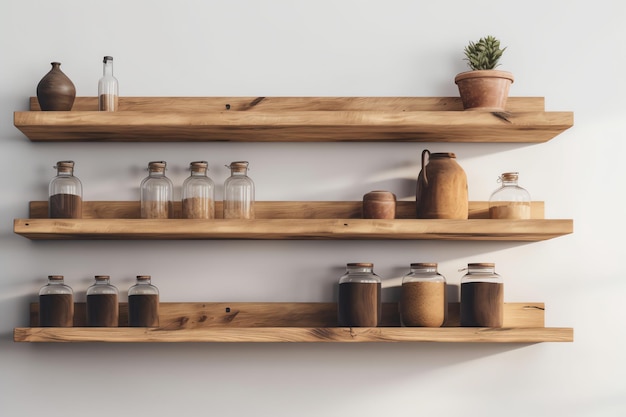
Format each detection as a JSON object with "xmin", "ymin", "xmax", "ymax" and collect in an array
[
  {"xmin": 14, "ymin": 302, "xmax": 573, "ymax": 343},
  {"xmin": 14, "ymin": 201, "xmax": 573, "ymax": 241},
  {"xmin": 14, "ymin": 97, "xmax": 573, "ymax": 143}
]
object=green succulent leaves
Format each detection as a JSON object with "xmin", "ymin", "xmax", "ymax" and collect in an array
[{"xmin": 463, "ymin": 36, "xmax": 506, "ymax": 70}]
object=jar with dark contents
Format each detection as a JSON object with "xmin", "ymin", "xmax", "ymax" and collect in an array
[
  {"xmin": 39, "ymin": 275, "xmax": 74, "ymax": 327},
  {"xmin": 460, "ymin": 263, "xmax": 503, "ymax": 327},
  {"xmin": 337, "ymin": 263, "xmax": 381, "ymax": 327},
  {"xmin": 362, "ymin": 191, "xmax": 396, "ymax": 219},
  {"xmin": 49, "ymin": 160, "xmax": 82, "ymax": 218},
  {"xmin": 86, "ymin": 275, "xmax": 119, "ymax": 327},
  {"xmin": 128, "ymin": 275, "xmax": 159, "ymax": 327}
]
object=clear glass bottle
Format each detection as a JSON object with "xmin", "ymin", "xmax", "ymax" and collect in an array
[
  {"xmin": 489, "ymin": 172, "xmax": 531, "ymax": 219},
  {"xmin": 337, "ymin": 262, "xmax": 382, "ymax": 327},
  {"xmin": 182, "ymin": 161, "xmax": 215, "ymax": 219},
  {"xmin": 49, "ymin": 160, "xmax": 83, "ymax": 218},
  {"xmin": 460, "ymin": 263, "xmax": 503, "ymax": 328},
  {"xmin": 39, "ymin": 275, "xmax": 74, "ymax": 327},
  {"xmin": 86, "ymin": 275, "xmax": 119, "ymax": 327},
  {"xmin": 128, "ymin": 275, "xmax": 159, "ymax": 327},
  {"xmin": 98, "ymin": 56, "xmax": 118, "ymax": 111},
  {"xmin": 400, "ymin": 263, "xmax": 446, "ymax": 327},
  {"xmin": 223, "ymin": 161, "xmax": 255, "ymax": 219},
  {"xmin": 140, "ymin": 161, "xmax": 173, "ymax": 219}
]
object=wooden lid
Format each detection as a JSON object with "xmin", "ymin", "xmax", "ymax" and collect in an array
[
  {"xmin": 410, "ymin": 262, "xmax": 437, "ymax": 268},
  {"xmin": 347, "ymin": 262, "xmax": 373, "ymax": 267}
]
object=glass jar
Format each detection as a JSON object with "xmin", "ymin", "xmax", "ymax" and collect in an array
[
  {"xmin": 337, "ymin": 262, "xmax": 382, "ymax": 327},
  {"xmin": 362, "ymin": 190, "xmax": 396, "ymax": 219},
  {"xmin": 39, "ymin": 275, "xmax": 74, "ymax": 327},
  {"xmin": 223, "ymin": 161, "xmax": 255, "ymax": 219},
  {"xmin": 140, "ymin": 161, "xmax": 173, "ymax": 219},
  {"xmin": 86, "ymin": 275, "xmax": 119, "ymax": 327},
  {"xmin": 49, "ymin": 160, "xmax": 82, "ymax": 218},
  {"xmin": 98, "ymin": 56, "xmax": 119, "ymax": 111},
  {"xmin": 182, "ymin": 161, "xmax": 215, "ymax": 219},
  {"xmin": 400, "ymin": 263, "xmax": 446, "ymax": 327},
  {"xmin": 489, "ymin": 172, "xmax": 531, "ymax": 219},
  {"xmin": 128, "ymin": 275, "xmax": 159, "ymax": 327},
  {"xmin": 460, "ymin": 263, "xmax": 503, "ymax": 327}
]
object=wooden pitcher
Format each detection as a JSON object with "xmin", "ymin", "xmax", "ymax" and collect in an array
[{"xmin": 416, "ymin": 150, "xmax": 468, "ymax": 219}]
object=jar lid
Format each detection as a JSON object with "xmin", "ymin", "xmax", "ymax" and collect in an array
[
  {"xmin": 468, "ymin": 263, "xmax": 495, "ymax": 268},
  {"xmin": 190, "ymin": 161, "xmax": 208, "ymax": 168},
  {"xmin": 94, "ymin": 275, "xmax": 110, "ymax": 280},
  {"xmin": 430, "ymin": 152, "xmax": 456, "ymax": 158},
  {"xmin": 136, "ymin": 275, "xmax": 151, "ymax": 280},
  {"xmin": 363, "ymin": 191, "xmax": 397, "ymax": 202},
  {"xmin": 347, "ymin": 262, "xmax": 373, "ymax": 267},
  {"xmin": 500, "ymin": 172, "xmax": 519, "ymax": 181},
  {"xmin": 48, "ymin": 275, "xmax": 64, "ymax": 280},
  {"xmin": 410, "ymin": 262, "xmax": 437, "ymax": 268},
  {"xmin": 103, "ymin": 56, "xmax": 113, "ymax": 62},
  {"xmin": 56, "ymin": 160, "xmax": 75, "ymax": 168}
]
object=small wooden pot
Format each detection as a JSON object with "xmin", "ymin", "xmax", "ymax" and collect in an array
[{"xmin": 363, "ymin": 191, "xmax": 396, "ymax": 219}]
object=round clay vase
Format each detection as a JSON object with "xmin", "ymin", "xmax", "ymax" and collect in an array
[
  {"xmin": 454, "ymin": 70, "xmax": 514, "ymax": 111},
  {"xmin": 416, "ymin": 149, "xmax": 468, "ymax": 219},
  {"xmin": 36, "ymin": 62, "xmax": 76, "ymax": 111}
]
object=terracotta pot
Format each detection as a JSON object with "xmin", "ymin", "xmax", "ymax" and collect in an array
[
  {"xmin": 416, "ymin": 149, "xmax": 468, "ymax": 219},
  {"xmin": 454, "ymin": 70, "xmax": 513, "ymax": 111},
  {"xmin": 36, "ymin": 62, "xmax": 76, "ymax": 111}
]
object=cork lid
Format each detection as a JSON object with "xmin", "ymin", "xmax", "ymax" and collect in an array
[
  {"xmin": 228, "ymin": 161, "xmax": 249, "ymax": 172},
  {"xmin": 500, "ymin": 172, "xmax": 519, "ymax": 181},
  {"xmin": 347, "ymin": 262, "xmax": 373, "ymax": 267},
  {"xmin": 48, "ymin": 275, "xmax": 64, "ymax": 280},
  {"xmin": 94, "ymin": 275, "xmax": 110, "ymax": 280},
  {"xmin": 363, "ymin": 190, "xmax": 397, "ymax": 202},
  {"xmin": 55, "ymin": 161, "xmax": 75, "ymax": 172},
  {"xmin": 148, "ymin": 161, "xmax": 166, "ymax": 172},
  {"xmin": 136, "ymin": 275, "xmax": 151, "ymax": 280},
  {"xmin": 410, "ymin": 262, "xmax": 437, "ymax": 268},
  {"xmin": 190, "ymin": 161, "xmax": 208, "ymax": 172},
  {"xmin": 467, "ymin": 263, "xmax": 495, "ymax": 268}
]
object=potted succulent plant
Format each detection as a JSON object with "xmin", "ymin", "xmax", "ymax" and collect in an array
[{"xmin": 454, "ymin": 35, "xmax": 514, "ymax": 111}]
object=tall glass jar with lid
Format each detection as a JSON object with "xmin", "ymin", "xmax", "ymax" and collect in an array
[
  {"xmin": 400, "ymin": 263, "xmax": 446, "ymax": 327},
  {"xmin": 337, "ymin": 262, "xmax": 382, "ymax": 327},
  {"xmin": 86, "ymin": 275, "xmax": 119, "ymax": 327},
  {"xmin": 128, "ymin": 275, "xmax": 159, "ymax": 327},
  {"xmin": 39, "ymin": 275, "xmax": 74, "ymax": 327},
  {"xmin": 49, "ymin": 160, "xmax": 82, "ymax": 218},
  {"xmin": 140, "ymin": 161, "xmax": 173, "ymax": 219},
  {"xmin": 223, "ymin": 161, "xmax": 255, "ymax": 219},
  {"xmin": 460, "ymin": 263, "xmax": 504, "ymax": 327},
  {"xmin": 182, "ymin": 161, "xmax": 215, "ymax": 219},
  {"xmin": 489, "ymin": 172, "xmax": 531, "ymax": 219},
  {"xmin": 98, "ymin": 56, "xmax": 118, "ymax": 111}
]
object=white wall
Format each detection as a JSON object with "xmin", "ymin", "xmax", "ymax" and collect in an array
[{"xmin": 1, "ymin": 1, "xmax": 624, "ymax": 416}]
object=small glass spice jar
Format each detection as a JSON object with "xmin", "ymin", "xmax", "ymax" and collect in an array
[
  {"xmin": 337, "ymin": 263, "xmax": 382, "ymax": 327},
  {"xmin": 489, "ymin": 172, "xmax": 531, "ymax": 219},
  {"xmin": 400, "ymin": 263, "xmax": 446, "ymax": 327},
  {"xmin": 362, "ymin": 190, "xmax": 396, "ymax": 219},
  {"xmin": 223, "ymin": 161, "xmax": 255, "ymax": 219},
  {"xmin": 140, "ymin": 161, "xmax": 173, "ymax": 219},
  {"xmin": 182, "ymin": 161, "xmax": 215, "ymax": 219},
  {"xmin": 128, "ymin": 275, "xmax": 159, "ymax": 327},
  {"xmin": 39, "ymin": 275, "xmax": 74, "ymax": 327},
  {"xmin": 86, "ymin": 275, "xmax": 119, "ymax": 327},
  {"xmin": 460, "ymin": 263, "xmax": 503, "ymax": 327},
  {"xmin": 49, "ymin": 160, "xmax": 83, "ymax": 219}
]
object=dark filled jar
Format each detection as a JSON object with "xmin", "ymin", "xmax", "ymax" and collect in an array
[
  {"xmin": 49, "ymin": 160, "xmax": 82, "ymax": 218},
  {"xmin": 337, "ymin": 263, "xmax": 381, "ymax": 327},
  {"xmin": 86, "ymin": 275, "xmax": 119, "ymax": 327},
  {"xmin": 460, "ymin": 263, "xmax": 503, "ymax": 327},
  {"xmin": 128, "ymin": 275, "xmax": 160, "ymax": 327},
  {"xmin": 39, "ymin": 275, "xmax": 74, "ymax": 327}
]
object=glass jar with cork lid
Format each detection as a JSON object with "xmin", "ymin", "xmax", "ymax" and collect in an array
[
  {"xmin": 460, "ymin": 263, "xmax": 504, "ymax": 327},
  {"xmin": 128, "ymin": 275, "xmax": 159, "ymax": 327},
  {"xmin": 49, "ymin": 160, "xmax": 82, "ymax": 218},
  {"xmin": 337, "ymin": 263, "xmax": 382, "ymax": 327},
  {"xmin": 223, "ymin": 161, "xmax": 255, "ymax": 219},
  {"xmin": 400, "ymin": 263, "xmax": 446, "ymax": 327},
  {"xmin": 140, "ymin": 161, "xmax": 173, "ymax": 219},
  {"xmin": 182, "ymin": 161, "xmax": 215, "ymax": 219},
  {"xmin": 39, "ymin": 275, "xmax": 74, "ymax": 327},
  {"xmin": 489, "ymin": 172, "xmax": 531, "ymax": 219}
]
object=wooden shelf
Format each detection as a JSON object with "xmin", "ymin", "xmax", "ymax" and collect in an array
[
  {"xmin": 14, "ymin": 97, "xmax": 573, "ymax": 143},
  {"xmin": 14, "ymin": 302, "xmax": 573, "ymax": 343},
  {"xmin": 14, "ymin": 201, "xmax": 573, "ymax": 241}
]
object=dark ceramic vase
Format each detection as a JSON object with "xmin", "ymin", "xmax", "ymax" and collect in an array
[{"xmin": 36, "ymin": 62, "xmax": 76, "ymax": 111}]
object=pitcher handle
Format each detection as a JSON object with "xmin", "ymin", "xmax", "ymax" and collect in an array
[{"xmin": 421, "ymin": 149, "xmax": 430, "ymax": 185}]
